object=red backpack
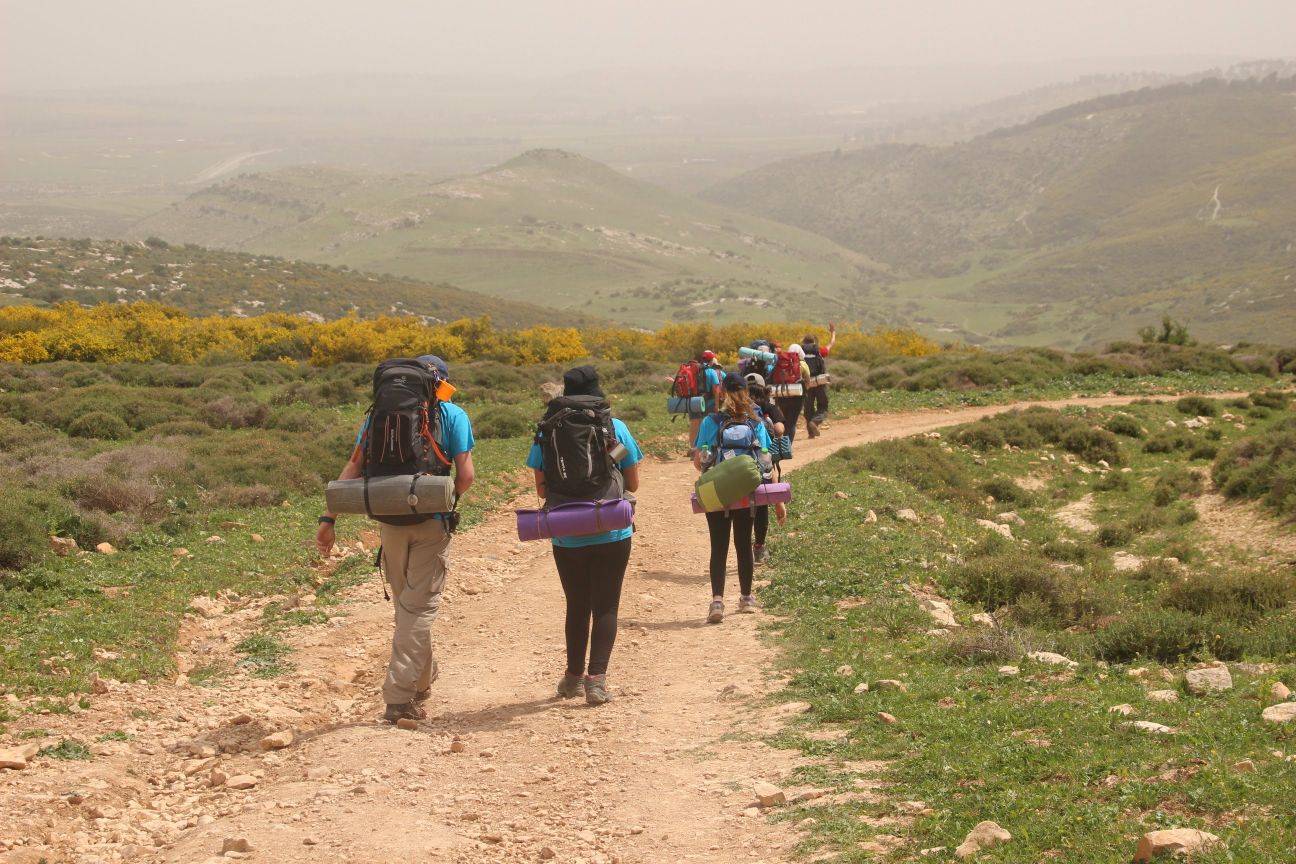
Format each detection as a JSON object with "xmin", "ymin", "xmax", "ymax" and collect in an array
[
  {"xmin": 672, "ymin": 361, "xmax": 707, "ymax": 398},
  {"xmin": 770, "ymin": 351, "xmax": 801, "ymax": 386}
]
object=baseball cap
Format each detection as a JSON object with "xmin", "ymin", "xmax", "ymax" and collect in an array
[
  {"xmin": 744, "ymin": 372, "xmax": 766, "ymax": 388},
  {"xmin": 722, "ymin": 371, "xmax": 746, "ymax": 392},
  {"xmin": 788, "ymin": 343, "xmax": 805, "ymax": 358},
  {"xmin": 415, "ymin": 354, "xmax": 449, "ymax": 377},
  {"xmin": 700, "ymin": 350, "xmax": 717, "ymax": 362}
]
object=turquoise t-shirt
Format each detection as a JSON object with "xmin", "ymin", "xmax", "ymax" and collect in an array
[
  {"xmin": 703, "ymin": 366, "xmax": 721, "ymax": 408},
  {"xmin": 694, "ymin": 412, "xmax": 774, "ymax": 453},
  {"xmin": 526, "ymin": 417, "xmax": 643, "ymax": 548}
]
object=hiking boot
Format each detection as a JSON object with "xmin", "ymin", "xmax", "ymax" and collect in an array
[
  {"xmin": 707, "ymin": 599, "xmax": 725, "ymax": 624},
  {"xmin": 806, "ymin": 419, "xmax": 820, "ymax": 438},
  {"xmin": 556, "ymin": 671, "xmax": 585, "ymax": 699},
  {"xmin": 584, "ymin": 674, "xmax": 611, "ymax": 706},
  {"xmin": 383, "ymin": 702, "xmax": 427, "ymax": 724},
  {"xmin": 753, "ymin": 544, "xmax": 768, "ymax": 565},
  {"xmin": 738, "ymin": 595, "xmax": 758, "ymax": 614}
]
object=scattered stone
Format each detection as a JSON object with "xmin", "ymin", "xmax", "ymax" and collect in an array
[
  {"xmin": 1147, "ymin": 690, "xmax": 1180, "ymax": 703},
  {"xmin": 753, "ymin": 782, "xmax": 786, "ymax": 808},
  {"xmin": 206, "ymin": 535, "xmax": 223, "ymax": 544},
  {"xmin": 877, "ymin": 712, "xmax": 898, "ymax": 725},
  {"xmin": 996, "ymin": 511, "xmax": 1025, "ymax": 527},
  {"xmin": 94, "ymin": 542, "xmax": 116, "ymax": 555},
  {"xmin": 230, "ymin": 713, "xmax": 253, "ymax": 725},
  {"xmin": 1027, "ymin": 651, "xmax": 1077, "ymax": 668},
  {"xmin": 1128, "ymin": 668, "xmax": 1150, "ymax": 679},
  {"xmin": 875, "ymin": 679, "xmax": 908, "ymax": 692},
  {"xmin": 449, "ymin": 739, "xmax": 466, "ymax": 753},
  {"xmin": 1231, "ymin": 759, "xmax": 1256, "ymax": 774},
  {"xmin": 1109, "ymin": 704, "xmax": 1135, "ymax": 716},
  {"xmin": 222, "ymin": 838, "xmax": 253, "ymax": 854},
  {"xmin": 895, "ymin": 508, "xmax": 920, "ymax": 522},
  {"xmin": 303, "ymin": 837, "xmax": 319, "ymax": 846},
  {"xmin": 976, "ymin": 519, "xmax": 1014, "ymax": 540},
  {"xmin": 393, "ymin": 717, "xmax": 418, "ymax": 731},
  {"xmin": 1262, "ymin": 702, "xmax": 1296, "ymax": 724},
  {"xmin": 955, "ymin": 821, "xmax": 1012, "ymax": 858},
  {"xmin": 259, "ymin": 730, "xmax": 294, "ymax": 750},
  {"xmin": 1272, "ymin": 681, "xmax": 1292, "ymax": 701},
  {"xmin": 49, "ymin": 536, "xmax": 78, "ymax": 556},
  {"xmin": 1121, "ymin": 721, "xmax": 1176, "ymax": 735},
  {"xmin": 1186, "ymin": 666, "xmax": 1233, "ymax": 695},
  {"xmin": 1133, "ymin": 829, "xmax": 1220, "ymax": 862},
  {"xmin": 971, "ymin": 612, "xmax": 995, "ymax": 627},
  {"xmin": 928, "ymin": 514, "xmax": 946, "ymax": 527},
  {"xmin": 998, "ymin": 665, "xmax": 1019, "ymax": 676},
  {"xmin": 225, "ymin": 774, "xmax": 258, "ymax": 790},
  {"xmin": 834, "ymin": 491, "xmax": 850, "ymax": 500},
  {"xmin": 864, "ymin": 509, "xmax": 878, "ymax": 523},
  {"xmin": 250, "ymin": 533, "xmax": 264, "ymax": 543},
  {"xmin": 540, "ymin": 848, "xmax": 557, "ymax": 860},
  {"xmin": 0, "ymin": 743, "xmax": 40, "ymax": 770},
  {"xmin": 919, "ymin": 598, "xmax": 960, "ymax": 629},
  {"xmin": 853, "ymin": 682, "xmax": 870, "ymax": 694},
  {"xmin": 89, "ymin": 672, "xmax": 111, "ymax": 695},
  {"xmin": 209, "ymin": 767, "xmax": 228, "ymax": 787},
  {"xmin": 305, "ymin": 766, "xmax": 330, "ymax": 780},
  {"xmin": 836, "ymin": 664, "xmax": 855, "ymax": 677},
  {"xmin": 173, "ymin": 547, "xmax": 190, "ymax": 557},
  {"xmin": 897, "ymin": 800, "xmax": 934, "ymax": 816},
  {"xmin": 190, "ymin": 596, "xmax": 221, "ymax": 618}
]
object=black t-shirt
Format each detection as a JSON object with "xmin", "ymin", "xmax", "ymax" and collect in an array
[{"xmin": 758, "ymin": 400, "xmax": 785, "ymax": 427}]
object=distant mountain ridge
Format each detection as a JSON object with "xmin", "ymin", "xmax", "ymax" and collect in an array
[
  {"xmin": 126, "ymin": 149, "xmax": 889, "ymax": 328},
  {"xmin": 704, "ymin": 75, "xmax": 1296, "ymax": 347},
  {"xmin": 0, "ymin": 236, "xmax": 601, "ymax": 328}
]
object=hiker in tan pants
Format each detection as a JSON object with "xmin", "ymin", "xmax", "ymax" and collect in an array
[{"xmin": 315, "ymin": 354, "xmax": 475, "ymax": 724}]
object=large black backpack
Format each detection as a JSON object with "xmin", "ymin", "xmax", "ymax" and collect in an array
[
  {"xmin": 363, "ymin": 358, "xmax": 452, "ymax": 526},
  {"xmin": 536, "ymin": 395, "xmax": 624, "ymax": 506}
]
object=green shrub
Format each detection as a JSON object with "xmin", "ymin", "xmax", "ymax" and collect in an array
[
  {"xmin": 1152, "ymin": 467, "xmax": 1204, "ymax": 507},
  {"xmin": 0, "ymin": 500, "xmax": 47, "ymax": 571},
  {"xmin": 1250, "ymin": 389, "xmax": 1291, "ymax": 409},
  {"xmin": 1061, "ymin": 427, "xmax": 1122, "ymax": 465},
  {"xmin": 1097, "ymin": 525, "xmax": 1132, "ymax": 547},
  {"xmin": 1104, "ymin": 414, "xmax": 1145, "ymax": 438},
  {"xmin": 1127, "ymin": 509, "xmax": 1167, "ymax": 534},
  {"xmin": 66, "ymin": 411, "xmax": 131, "ymax": 440},
  {"xmin": 982, "ymin": 476, "xmax": 1034, "ymax": 505},
  {"xmin": 615, "ymin": 403, "xmax": 647, "ymax": 422},
  {"xmin": 834, "ymin": 438, "xmax": 980, "ymax": 507},
  {"xmin": 945, "ymin": 552, "xmax": 1068, "ymax": 614},
  {"xmin": 1144, "ymin": 431, "xmax": 1192, "ymax": 454},
  {"xmin": 1095, "ymin": 472, "xmax": 1130, "ymax": 492},
  {"xmin": 1041, "ymin": 540, "xmax": 1093, "ymax": 563},
  {"xmin": 1189, "ymin": 444, "xmax": 1219, "ymax": 461},
  {"xmin": 1213, "ymin": 423, "xmax": 1296, "ymax": 517},
  {"xmin": 269, "ymin": 408, "xmax": 323, "ymax": 433},
  {"xmin": 1093, "ymin": 609, "xmax": 1243, "ymax": 662},
  {"xmin": 199, "ymin": 397, "xmax": 270, "ymax": 430},
  {"xmin": 471, "ymin": 403, "xmax": 535, "ymax": 440},
  {"xmin": 1176, "ymin": 396, "xmax": 1218, "ymax": 417},
  {"xmin": 144, "ymin": 420, "xmax": 213, "ymax": 438},
  {"xmin": 1163, "ymin": 570, "xmax": 1296, "ymax": 622}
]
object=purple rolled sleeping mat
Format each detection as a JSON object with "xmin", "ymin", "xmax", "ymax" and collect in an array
[
  {"xmin": 516, "ymin": 498, "xmax": 636, "ymax": 542},
  {"xmin": 691, "ymin": 482, "xmax": 791, "ymax": 514}
]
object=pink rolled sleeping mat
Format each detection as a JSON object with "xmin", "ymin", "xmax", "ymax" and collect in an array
[
  {"xmin": 516, "ymin": 499, "xmax": 635, "ymax": 541},
  {"xmin": 691, "ymin": 482, "xmax": 791, "ymax": 514}
]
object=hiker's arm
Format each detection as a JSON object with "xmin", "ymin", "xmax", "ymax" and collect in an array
[
  {"xmin": 825, "ymin": 323, "xmax": 837, "ymax": 352},
  {"xmin": 622, "ymin": 464, "xmax": 640, "ymax": 494},
  {"xmin": 316, "ymin": 448, "xmax": 363, "ymax": 555},
  {"xmin": 533, "ymin": 469, "xmax": 547, "ymax": 499},
  {"xmin": 453, "ymin": 451, "xmax": 475, "ymax": 497}
]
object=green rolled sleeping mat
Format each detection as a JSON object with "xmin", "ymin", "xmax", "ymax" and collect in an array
[{"xmin": 694, "ymin": 456, "xmax": 763, "ymax": 512}]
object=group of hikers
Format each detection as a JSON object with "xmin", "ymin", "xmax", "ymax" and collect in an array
[{"xmin": 314, "ymin": 326, "xmax": 837, "ymax": 722}]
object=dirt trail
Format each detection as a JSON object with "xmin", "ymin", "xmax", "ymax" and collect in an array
[{"xmin": 0, "ymin": 391, "xmax": 1248, "ymax": 864}]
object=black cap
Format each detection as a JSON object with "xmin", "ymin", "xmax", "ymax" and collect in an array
[
  {"xmin": 562, "ymin": 365, "xmax": 605, "ymax": 399},
  {"xmin": 722, "ymin": 371, "xmax": 746, "ymax": 392}
]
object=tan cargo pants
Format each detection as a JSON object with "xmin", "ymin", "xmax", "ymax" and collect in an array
[{"xmin": 379, "ymin": 518, "xmax": 450, "ymax": 704}]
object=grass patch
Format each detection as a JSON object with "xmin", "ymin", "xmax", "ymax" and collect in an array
[
  {"xmin": 38, "ymin": 738, "xmax": 93, "ymax": 760},
  {"xmin": 233, "ymin": 634, "xmax": 293, "ymax": 679}
]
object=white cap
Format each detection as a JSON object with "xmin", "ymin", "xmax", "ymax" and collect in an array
[{"xmin": 788, "ymin": 343, "xmax": 805, "ymax": 358}]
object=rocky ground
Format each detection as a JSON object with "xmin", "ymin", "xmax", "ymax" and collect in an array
[{"xmin": 0, "ymin": 394, "xmax": 1256, "ymax": 864}]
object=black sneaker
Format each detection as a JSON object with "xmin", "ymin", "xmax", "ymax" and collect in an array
[
  {"xmin": 556, "ymin": 671, "xmax": 585, "ymax": 699},
  {"xmin": 383, "ymin": 702, "xmax": 427, "ymax": 724},
  {"xmin": 585, "ymin": 674, "xmax": 611, "ymax": 706}
]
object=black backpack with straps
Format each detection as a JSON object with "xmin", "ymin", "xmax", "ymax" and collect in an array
[
  {"xmin": 363, "ymin": 358, "xmax": 453, "ymax": 526},
  {"xmin": 536, "ymin": 395, "xmax": 624, "ymax": 506}
]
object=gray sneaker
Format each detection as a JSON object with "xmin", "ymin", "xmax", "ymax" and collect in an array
[
  {"xmin": 585, "ymin": 674, "xmax": 611, "ymax": 706},
  {"xmin": 753, "ymin": 544, "xmax": 768, "ymax": 565},
  {"xmin": 707, "ymin": 599, "xmax": 725, "ymax": 624},
  {"xmin": 557, "ymin": 671, "xmax": 585, "ymax": 699},
  {"xmin": 738, "ymin": 595, "xmax": 758, "ymax": 613}
]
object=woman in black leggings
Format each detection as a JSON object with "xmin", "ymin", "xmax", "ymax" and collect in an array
[
  {"xmin": 693, "ymin": 373, "xmax": 774, "ymax": 624},
  {"xmin": 527, "ymin": 366, "xmax": 642, "ymax": 706}
]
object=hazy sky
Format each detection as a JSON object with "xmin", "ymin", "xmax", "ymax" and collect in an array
[{"xmin": 2, "ymin": 0, "xmax": 1294, "ymax": 91}]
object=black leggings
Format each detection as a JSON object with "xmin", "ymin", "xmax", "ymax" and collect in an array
[
  {"xmin": 705, "ymin": 509, "xmax": 754, "ymax": 598},
  {"xmin": 754, "ymin": 505, "xmax": 769, "ymax": 546},
  {"xmin": 807, "ymin": 385, "xmax": 829, "ymax": 427},
  {"xmin": 553, "ymin": 538, "xmax": 632, "ymax": 677},
  {"xmin": 775, "ymin": 395, "xmax": 805, "ymax": 442}
]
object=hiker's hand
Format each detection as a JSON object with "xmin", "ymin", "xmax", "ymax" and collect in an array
[
  {"xmin": 315, "ymin": 522, "xmax": 335, "ymax": 557},
  {"xmin": 828, "ymin": 322, "xmax": 836, "ymax": 333},
  {"xmin": 775, "ymin": 502, "xmax": 788, "ymax": 526}
]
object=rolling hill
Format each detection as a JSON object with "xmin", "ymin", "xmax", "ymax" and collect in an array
[
  {"xmin": 706, "ymin": 76, "xmax": 1296, "ymax": 348},
  {"xmin": 0, "ymin": 236, "xmax": 600, "ymax": 328},
  {"xmin": 126, "ymin": 150, "xmax": 888, "ymax": 328}
]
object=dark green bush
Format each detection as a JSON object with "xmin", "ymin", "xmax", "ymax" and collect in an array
[
  {"xmin": 268, "ymin": 408, "xmax": 323, "ymax": 434},
  {"xmin": 67, "ymin": 411, "xmax": 131, "ymax": 440},
  {"xmin": 982, "ymin": 476, "xmax": 1034, "ymax": 505},
  {"xmin": 144, "ymin": 421, "xmax": 213, "ymax": 438},
  {"xmin": 1213, "ymin": 423, "xmax": 1296, "ymax": 517},
  {"xmin": 1061, "ymin": 427, "xmax": 1122, "ymax": 465},
  {"xmin": 1097, "ymin": 525, "xmax": 1132, "ymax": 547},
  {"xmin": 471, "ymin": 403, "xmax": 535, "ymax": 440},
  {"xmin": 945, "ymin": 552, "xmax": 1068, "ymax": 614},
  {"xmin": 1250, "ymin": 389, "xmax": 1291, "ymax": 410},
  {"xmin": 0, "ymin": 500, "xmax": 48, "ymax": 571},
  {"xmin": 1163, "ymin": 570, "xmax": 1296, "ymax": 622},
  {"xmin": 199, "ymin": 397, "xmax": 270, "ymax": 430},
  {"xmin": 1189, "ymin": 444, "xmax": 1218, "ymax": 461},
  {"xmin": 1144, "ymin": 431, "xmax": 1193, "ymax": 454},
  {"xmin": 1104, "ymin": 414, "xmax": 1145, "ymax": 438},
  {"xmin": 1152, "ymin": 467, "xmax": 1204, "ymax": 507},
  {"xmin": 1041, "ymin": 540, "xmax": 1093, "ymax": 563},
  {"xmin": 1095, "ymin": 471, "xmax": 1130, "ymax": 491},
  {"xmin": 834, "ymin": 438, "xmax": 980, "ymax": 507},
  {"xmin": 1093, "ymin": 609, "xmax": 1243, "ymax": 662},
  {"xmin": 1176, "ymin": 396, "xmax": 1218, "ymax": 417},
  {"xmin": 615, "ymin": 403, "xmax": 647, "ymax": 422}
]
